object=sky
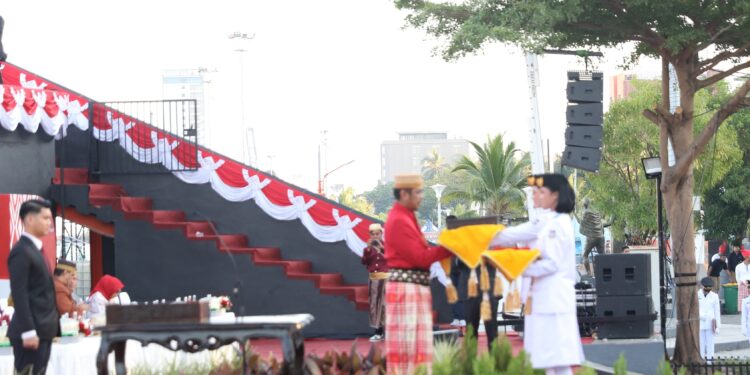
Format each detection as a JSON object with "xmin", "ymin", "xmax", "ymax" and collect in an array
[{"xmin": 3, "ymin": 1, "xmax": 661, "ymax": 193}]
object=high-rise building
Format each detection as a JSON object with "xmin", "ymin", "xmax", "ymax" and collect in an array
[
  {"xmin": 610, "ymin": 73, "xmax": 637, "ymax": 102},
  {"xmin": 380, "ymin": 132, "xmax": 470, "ymax": 183},
  {"xmin": 162, "ymin": 69, "xmax": 209, "ymax": 147}
]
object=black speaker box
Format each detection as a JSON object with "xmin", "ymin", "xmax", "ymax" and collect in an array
[
  {"xmin": 562, "ymin": 146, "xmax": 602, "ymax": 172},
  {"xmin": 565, "ymin": 125, "xmax": 603, "ymax": 148},
  {"xmin": 597, "ymin": 295, "xmax": 654, "ymax": 339},
  {"xmin": 594, "ymin": 253, "xmax": 652, "ymax": 296}
]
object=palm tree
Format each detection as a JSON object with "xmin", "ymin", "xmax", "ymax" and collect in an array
[
  {"xmin": 421, "ymin": 149, "xmax": 449, "ymax": 180},
  {"xmin": 446, "ymin": 135, "xmax": 529, "ymax": 216}
]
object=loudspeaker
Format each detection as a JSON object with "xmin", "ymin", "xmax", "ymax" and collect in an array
[
  {"xmin": 594, "ymin": 254, "xmax": 651, "ymax": 297},
  {"xmin": 566, "ymin": 79, "xmax": 603, "ymax": 102},
  {"xmin": 562, "ymin": 146, "xmax": 602, "ymax": 172},
  {"xmin": 597, "ymin": 295, "xmax": 654, "ymax": 339},
  {"xmin": 566, "ymin": 103, "xmax": 604, "ymax": 125},
  {"xmin": 565, "ymin": 125, "xmax": 603, "ymax": 148}
]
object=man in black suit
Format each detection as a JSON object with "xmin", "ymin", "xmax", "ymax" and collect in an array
[
  {"xmin": 456, "ymin": 261, "xmax": 500, "ymax": 349},
  {"xmin": 8, "ymin": 200, "xmax": 57, "ymax": 374}
]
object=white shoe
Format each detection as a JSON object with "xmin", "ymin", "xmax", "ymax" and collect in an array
[
  {"xmin": 369, "ymin": 334, "xmax": 382, "ymax": 342},
  {"xmin": 459, "ymin": 320, "xmax": 467, "ymax": 327},
  {"xmin": 450, "ymin": 319, "xmax": 461, "ymax": 326}
]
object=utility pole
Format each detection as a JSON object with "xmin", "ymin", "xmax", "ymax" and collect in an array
[{"xmin": 228, "ymin": 32, "xmax": 257, "ymax": 167}]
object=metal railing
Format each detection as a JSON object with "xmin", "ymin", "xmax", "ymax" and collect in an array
[
  {"xmin": 95, "ymin": 100, "xmax": 199, "ymax": 174},
  {"xmin": 674, "ymin": 357, "xmax": 750, "ymax": 374}
]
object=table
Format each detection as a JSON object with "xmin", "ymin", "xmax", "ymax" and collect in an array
[{"xmin": 96, "ymin": 314, "xmax": 314, "ymax": 375}]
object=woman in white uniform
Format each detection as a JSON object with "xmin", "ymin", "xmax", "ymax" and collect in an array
[{"xmin": 498, "ymin": 174, "xmax": 583, "ymax": 375}]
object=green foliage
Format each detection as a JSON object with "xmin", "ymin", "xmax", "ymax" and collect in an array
[
  {"xmin": 583, "ymin": 80, "xmax": 741, "ymax": 243},
  {"xmin": 448, "ymin": 134, "xmax": 529, "ymax": 217},
  {"xmin": 702, "ymin": 107, "xmax": 750, "ymax": 240},
  {"xmin": 457, "ymin": 325, "xmax": 479, "ymax": 374},
  {"xmin": 613, "ymin": 354, "xmax": 628, "ymax": 375},
  {"xmin": 432, "ymin": 340, "xmax": 460, "ymax": 375},
  {"xmin": 336, "ymin": 187, "xmax": 375, "ymax": 216},
  {"xmin": 394, "ymin": 0, "xmax": 750, "ymax": 63}
]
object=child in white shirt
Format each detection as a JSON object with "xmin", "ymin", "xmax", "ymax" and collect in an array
[{"xmin": 698, "ymin": 277, "xmax": 721, "ymax": 360}]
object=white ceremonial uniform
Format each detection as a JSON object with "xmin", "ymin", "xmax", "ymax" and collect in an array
[
  {"xmin": 741, "ymin": 296, "xmax": 750, "ymax": 340},
  {"xmin": 490, "ymin": 209, "xmax": 553, "ymax": 303},
  {"xmin": 520, "ymin": 213, "xmax": 584, "ymax": 373},
  {"xmin": 698, "ymin": 290, "xmax": 721, "ymax": 359},
  {"xmin": 737, "ymin": 263, "xmax": 750, "ymax": 284}
]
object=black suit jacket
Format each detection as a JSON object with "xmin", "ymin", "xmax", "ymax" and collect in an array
[{"xmin": 7, "ymin": 236, "xmax": 58, "ymax": 340}]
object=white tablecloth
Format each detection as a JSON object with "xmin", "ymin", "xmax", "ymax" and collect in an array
[{"xmin": 0, "ymin": 336, "xmax": 238, "ymax": 375}]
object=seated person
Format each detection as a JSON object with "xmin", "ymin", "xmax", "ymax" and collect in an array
[
  {"xmin": 87, "ymin": 275, "xmax": 125, "ymax": 315},
  {"xmin": 53, "ymin": 259, "xmax": 88, "ymax": 317}
]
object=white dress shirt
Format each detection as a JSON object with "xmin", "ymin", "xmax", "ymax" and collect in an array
[
  {"xmin": 19, "ymin": 232, "xmax": 43, "ymax": 340},
  {"xmin": 698, "ymin": 290, "xmax": 721, "ymax": 331},
  {"xmin": 736, "ymin": 262, "xmax": 750, "ymax": 284}
]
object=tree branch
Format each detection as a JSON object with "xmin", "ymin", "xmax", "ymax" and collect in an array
[
  {"xmin": 698, "ymin": 42, "xmax": 750, "ymax": 73},
  {"xmin": 696, "ymin": 24, "xmax": 737, "ymax": 52},
  {"xmin": 668, "ymin": 77, "xmax": 750, "ymax": 184},
  {"xmin": 697, "ymin": 60, "xmax": 750, "ymax": 89}
]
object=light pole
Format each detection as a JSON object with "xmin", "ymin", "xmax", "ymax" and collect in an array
[
  {"xmin": 431, "ymin": 184, "xmax": 446, "ymax": 228},
  {"xmin": 318, "ymin": 160, "xmax": 355, "ymax": 196},
  {"xmin": 228, "ymin": 32, "xmax": 256, "ymax": 167},
  {"xmin": 642, "ymin": 156, "xmax": 667, "ymax": 359}
]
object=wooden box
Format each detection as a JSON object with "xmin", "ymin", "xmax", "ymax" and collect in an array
[{"xmin": 106, "ymin": 301, "xmax": 210, "ymax": 325}]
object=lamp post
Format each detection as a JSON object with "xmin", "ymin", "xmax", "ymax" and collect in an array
[
  {"xmin": 318, "ymin": 160, "xmax": 355, "ymax": 196},
  {"xmin": 431, "ymin": 184, "xmax": 446, "ymax": 228},
  {"xmin": 228, "ymin": 32, "xmax": 256, "ymax": 166},
  {"xmin": 642, "ymin": 156, "xmax": 667, "ymax": 359}
]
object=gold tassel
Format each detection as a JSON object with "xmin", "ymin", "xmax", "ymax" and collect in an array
[
  {"xmin": 445, "ymin": 281, "xmax": 458, "ymax": 304},
  {"xmin": 468, "ymin": 268, "xmax": 478, "ymax": 298},
  {"xmin": 481, "ymin": 293, "xmax": 492, "ymax": 321},
  {"xmin": 480, "ymin": 263, "xmax": 490, "ymax": 292},
  {"xmin": 493, "ymin": 274, "xmax": 504, "ymax": 298}
]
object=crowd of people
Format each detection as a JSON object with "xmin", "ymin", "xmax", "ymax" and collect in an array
[{"xmin": 362, "ymin": 173, "xmax": 583, "ymax": 375}]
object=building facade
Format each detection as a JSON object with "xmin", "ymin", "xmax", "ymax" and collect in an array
[{"xmin": 380, "ymin": 132, "xmax": 470, "ymax": 183}]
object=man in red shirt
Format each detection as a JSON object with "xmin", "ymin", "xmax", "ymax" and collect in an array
[{"xmin": 384, "ymin": 174, "xmax": 452, "ymax": 375}]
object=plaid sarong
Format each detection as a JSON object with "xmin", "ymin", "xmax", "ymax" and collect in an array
[
  {"xmin": 369, "ymin": 278, "xmax": 386, "ymax": 329},
  {"xmin": 740, "ymin": 283, "xmax": 750, "ymax": 312},
  {"xmin": 385, "ymin": 281, "xmax": 433, "ymax": 375}
]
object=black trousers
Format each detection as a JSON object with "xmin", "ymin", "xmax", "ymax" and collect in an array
[
  {"xmin": 11, "ymin": 338, "xmax": 52, "ymax": 375},
  {"xmin": 464, "ymin": 295, "xmax": 499, "ymax": 350}
]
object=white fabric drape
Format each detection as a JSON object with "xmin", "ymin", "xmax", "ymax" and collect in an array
[{"xmin": 0, "ymin": 85, "xmax": 89, "ymax": 137}]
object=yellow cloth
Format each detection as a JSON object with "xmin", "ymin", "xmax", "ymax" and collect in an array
[
  {"xmin": 483, "ymin": 249, "xmax": 541, "ymax": 281},
  {"xmin": 438, "ymin": 224, "xmax": 505, "ymax": 268}
]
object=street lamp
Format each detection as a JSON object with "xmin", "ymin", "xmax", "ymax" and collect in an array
[
  {"xmin": 431, "ymin": 184, "xmax": 446, "ymax": 229},
  {"xmin": 641, "ymin": 156, "xmax": 667, "ymax": 357},
  {"xmin": 228, "ymin": 32, "xmax": 257, "ymax": 167},
  {"xmin": 318, "ymin": 160, "xmax": 355, "ymax": 195}
]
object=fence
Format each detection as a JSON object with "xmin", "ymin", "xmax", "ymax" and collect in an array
[
  {"xmin": 95, "ymin": 100, "xmax": 199, "ymax": 174},
  {"xmin": 674, "ymin": 357, "xmax": 750, "ymax": 374}
]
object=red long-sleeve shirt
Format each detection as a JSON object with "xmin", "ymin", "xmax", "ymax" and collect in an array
[{"xmin": 384, "ymin": 202, "xmax": 451, "ymax": 270}]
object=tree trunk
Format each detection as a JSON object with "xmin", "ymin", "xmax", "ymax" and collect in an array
[{"xmin": 667, "ymin": 68, "xmax": 702, "ymax": 364}]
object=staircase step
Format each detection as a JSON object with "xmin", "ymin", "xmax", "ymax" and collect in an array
[
  {"xmin": 118, "ymin": 197, "xmax": 153, "ymax": 212},
  {"xmin": 184, "ymin": 222, "xmax": 217, "ymax": 237},
  {"xmin": 288, "ymin": 273, "xmax": 343, "ymax": 288},
  {"xmin": 151, "ymin": 210, "xmax": 186, "ymax": 223},
  {"xmin": 283, "ymin": 260, "xmax": 312, "ymax": 274},
  {"xmin": 217, "ymin": 247, "xmax": 257, "ymax": 255},
  {"xmin": 53, "ymin": 168, "xmax": 89, "ymax": 185},
  {"xmin": 88, "ymin": 184, "xmax": 125, "ymax": 197},
  {"xmin": 251, "ymin": 248, "xmax": 282, "ymax": 261}
]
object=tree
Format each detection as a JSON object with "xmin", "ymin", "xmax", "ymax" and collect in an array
[
  {"xmin": 447, "ymin": 134, "xmax": 529, "ymax": 216},
  {"xmin": 336, "ymin": 187, "xmax": 375, "ymax": 216},
  {"xmin": 363, "ymin": 182, "xmax": 396, "ymax": 216},
  {"xmin": 394, "ymin": 1, "xmax": 750, "ymax": 361},
  {"xmin": 702, "ymin": 105, "xmax": 750, "ymax": 241},
  {"xmin": 585, "ymin": 80, "xmax": 740, "ymax": 245},
  {"xmin": 422, "ymin": 149, "xmax": 449, "ymax": 180}
]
